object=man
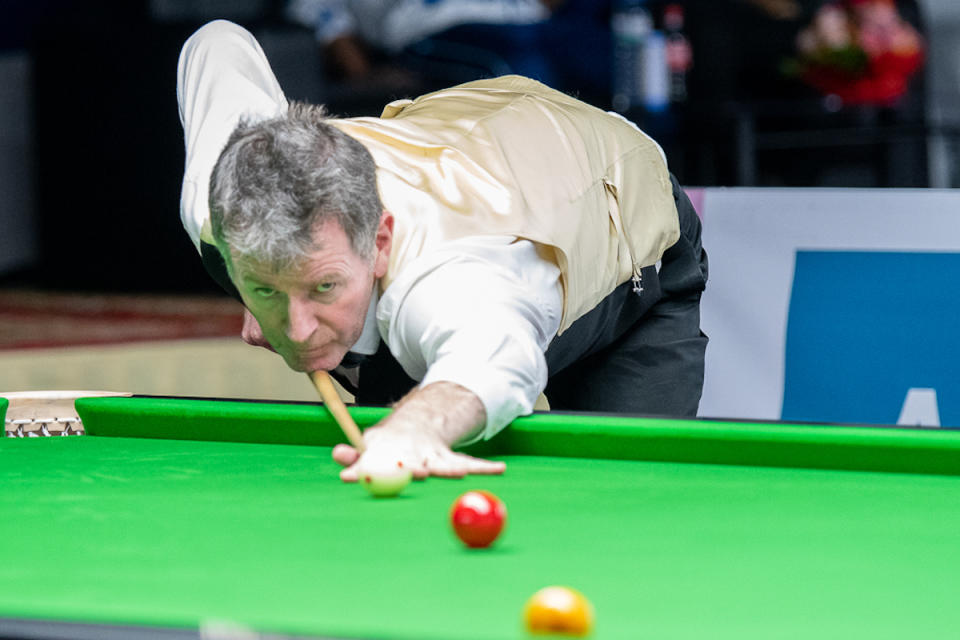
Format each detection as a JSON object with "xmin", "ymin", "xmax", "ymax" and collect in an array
[{"xmin": 177, "ymin": 20, "xmax": 707, "ymax": 483}]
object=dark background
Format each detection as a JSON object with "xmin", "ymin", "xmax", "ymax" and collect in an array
[{"xmin": 0, "ymin": 0, "xmax": 943, "ymax": 294}]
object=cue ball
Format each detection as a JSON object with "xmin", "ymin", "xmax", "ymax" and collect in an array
[
  {"xmin": 359, "ymin": 466, "xmax": 412, "ymax": 498},
  {"xmin": 523, "ymin": 586, "xmax": 594, "ymax": 636},
  {"xmin": 450, "ymin": 490, "xmax": 506, "ymax": 548}
]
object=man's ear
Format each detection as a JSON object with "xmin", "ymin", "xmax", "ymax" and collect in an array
[{"xmin": 373, "ymin": 210, "xmax": 394, "ymax": 279}]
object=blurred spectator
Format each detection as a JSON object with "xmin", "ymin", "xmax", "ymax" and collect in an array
[
  {"xmin": 685, "ymin": 0, "xmax": 816, "ymax": 106},
  {"xmin": 685, "ymin": 0, "xmax": 924, "ymax": 106},
  {"xmin": 745, "ymin": 0, "xmax": 802, "ymax": 20},
  {"xmin": 285, "ymin": 0, "xmax": 613, "ymax": 106}
]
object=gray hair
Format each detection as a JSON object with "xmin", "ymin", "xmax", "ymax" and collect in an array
[{"xmin": 209, "ymin": 102, "xmax": 382, "ymax": 270}]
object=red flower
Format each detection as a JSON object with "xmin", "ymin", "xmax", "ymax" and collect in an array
[{"xmin": 786, "ymin": 0, "xmax": 923, "ymax": 106}]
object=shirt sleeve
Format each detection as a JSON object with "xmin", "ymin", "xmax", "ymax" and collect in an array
[
  {"xmin": 378, "ymin": 238, "xmax": 562, "ymax": 445},
  {"xmin": 176, "ymin": 20, "xmax": 288, "ymax": 252}
]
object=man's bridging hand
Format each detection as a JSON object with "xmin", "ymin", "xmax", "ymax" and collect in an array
[{"xmin": 332, "ymin": 382, "xmax": 506, "ymax": 481}]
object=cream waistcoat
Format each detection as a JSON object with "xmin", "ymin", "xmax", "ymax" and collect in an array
[{"xmin": 330, "ymin": 75, "xmax": 679, "ymax": 333}]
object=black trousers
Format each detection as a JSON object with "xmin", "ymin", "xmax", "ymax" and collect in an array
[
  {"xmin": 350, "ymin": 174, "xmax": 709, "ymax": 417},
  {"xmin": 543, "ymin": 175, "xmax": 708, "ymax": 415}
]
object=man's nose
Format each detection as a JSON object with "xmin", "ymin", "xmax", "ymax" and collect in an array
[{"xmin": 285, "ymin": 297, "xmax": 319, "ymax": 343}]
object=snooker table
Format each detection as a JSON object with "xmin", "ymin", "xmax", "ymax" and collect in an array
[{"xmin": 2, "ymin": 394, "xmax": 960, "ymax": 640}]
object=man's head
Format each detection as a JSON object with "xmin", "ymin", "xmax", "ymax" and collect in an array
[
  {"xmin": 210, "ymin": 101, "xmax": 382, "ymax": 266},
  {"xmin": 209, "ymin": 102, "xmax": 391, "ymax": 372}
]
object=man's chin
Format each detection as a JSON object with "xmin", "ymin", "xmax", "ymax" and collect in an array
[{"xmin": 283, "ymin": 351, "xmax": 345, "ymax": 373}]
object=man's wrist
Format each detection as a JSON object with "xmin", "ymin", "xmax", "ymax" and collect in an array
[{"xmin": 381, "ymin": 382, "xmax": 486, "ymax": 446}]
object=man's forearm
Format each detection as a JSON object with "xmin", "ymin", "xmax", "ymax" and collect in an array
[{"xmin": 382, "ymin": 381, "xmax": 487, "ymax": 447}]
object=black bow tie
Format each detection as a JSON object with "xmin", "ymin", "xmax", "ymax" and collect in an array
[{"xmin": 339, "ymin": 351, "xmax": 369, "ymax": 369}]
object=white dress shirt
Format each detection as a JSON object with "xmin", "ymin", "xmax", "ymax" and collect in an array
[{"xmin": 177, "ymin": 20, "xmax": 562, "ymax": 442}]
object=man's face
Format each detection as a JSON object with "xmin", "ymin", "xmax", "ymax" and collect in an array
[{"xmin": 228, "ymin": 214, "xmax": 392, "ymax": 373}]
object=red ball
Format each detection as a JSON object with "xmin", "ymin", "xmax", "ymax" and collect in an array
[{"xmin": 450, "ymin": 490, "xmax": 506, "ymax": 548}]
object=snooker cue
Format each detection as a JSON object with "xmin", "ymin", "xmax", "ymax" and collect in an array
[{"xmin": 308, "ymin": 370, "xmax": 366, "ymax": 453}]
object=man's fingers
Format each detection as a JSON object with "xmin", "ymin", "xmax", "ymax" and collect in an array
[
  {"xmin": 409, "ymin": 461, "xmax": 431, "ymax": 481},
  {"xmin": 335, "ymin": 442, "xmax": 506, "ymax": 484},
  {"xmin": 332, "ymin": 443, "xmax": 360, "ymax": 468},
  {"xmin": 424, "ymin": 452, "xmax": 506, "ymax": 478},
  {"xmin": 416, "ymin": 445, "xmax": 470, "ymax": 479},
  {"xmin": 453, "ymin": 453, "xmax": 507, "ymax": 475},
  {"xmin": 332, "ymin": 443, "xmax": 359, "ymax": 467},
  {"xmin": 340, "ymin": 462, "xmax": 359, "ymax": 483},
  {"xmin": 425, "ymin": 454, "xmax": 468, "ymax": 479}
]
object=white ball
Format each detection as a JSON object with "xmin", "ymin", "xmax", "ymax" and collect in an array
[{"xmin": 359, "ymin": 467, "xmax": 413, "ymax": 498}]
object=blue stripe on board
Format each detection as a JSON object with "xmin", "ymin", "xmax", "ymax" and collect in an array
[{"xmin": 782, "ymin": 251, "xmax": 960, "ymax": 426}]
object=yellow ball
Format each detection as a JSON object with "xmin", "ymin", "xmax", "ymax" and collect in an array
[{"xmin": 523, "ymin": 586, "xmax": 594, "ymax": 636}]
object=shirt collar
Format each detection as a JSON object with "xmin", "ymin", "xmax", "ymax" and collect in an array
[{"xmin": 348, "ymin": 287, "xmax": 381, "ymax": 356}]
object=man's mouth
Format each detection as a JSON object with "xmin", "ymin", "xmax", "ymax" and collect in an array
[{"xmin": 284, "ymin": 345, "xmax": 342, "ymax": 372}]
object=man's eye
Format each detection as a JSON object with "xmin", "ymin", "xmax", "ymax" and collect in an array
[
  {"xmin": 253, "ymin": 287, "xmax": 276, "ymax": 299},
  {"xmin": 316, "ymin": 282, "xmax": 335, "ymax": 294}
]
